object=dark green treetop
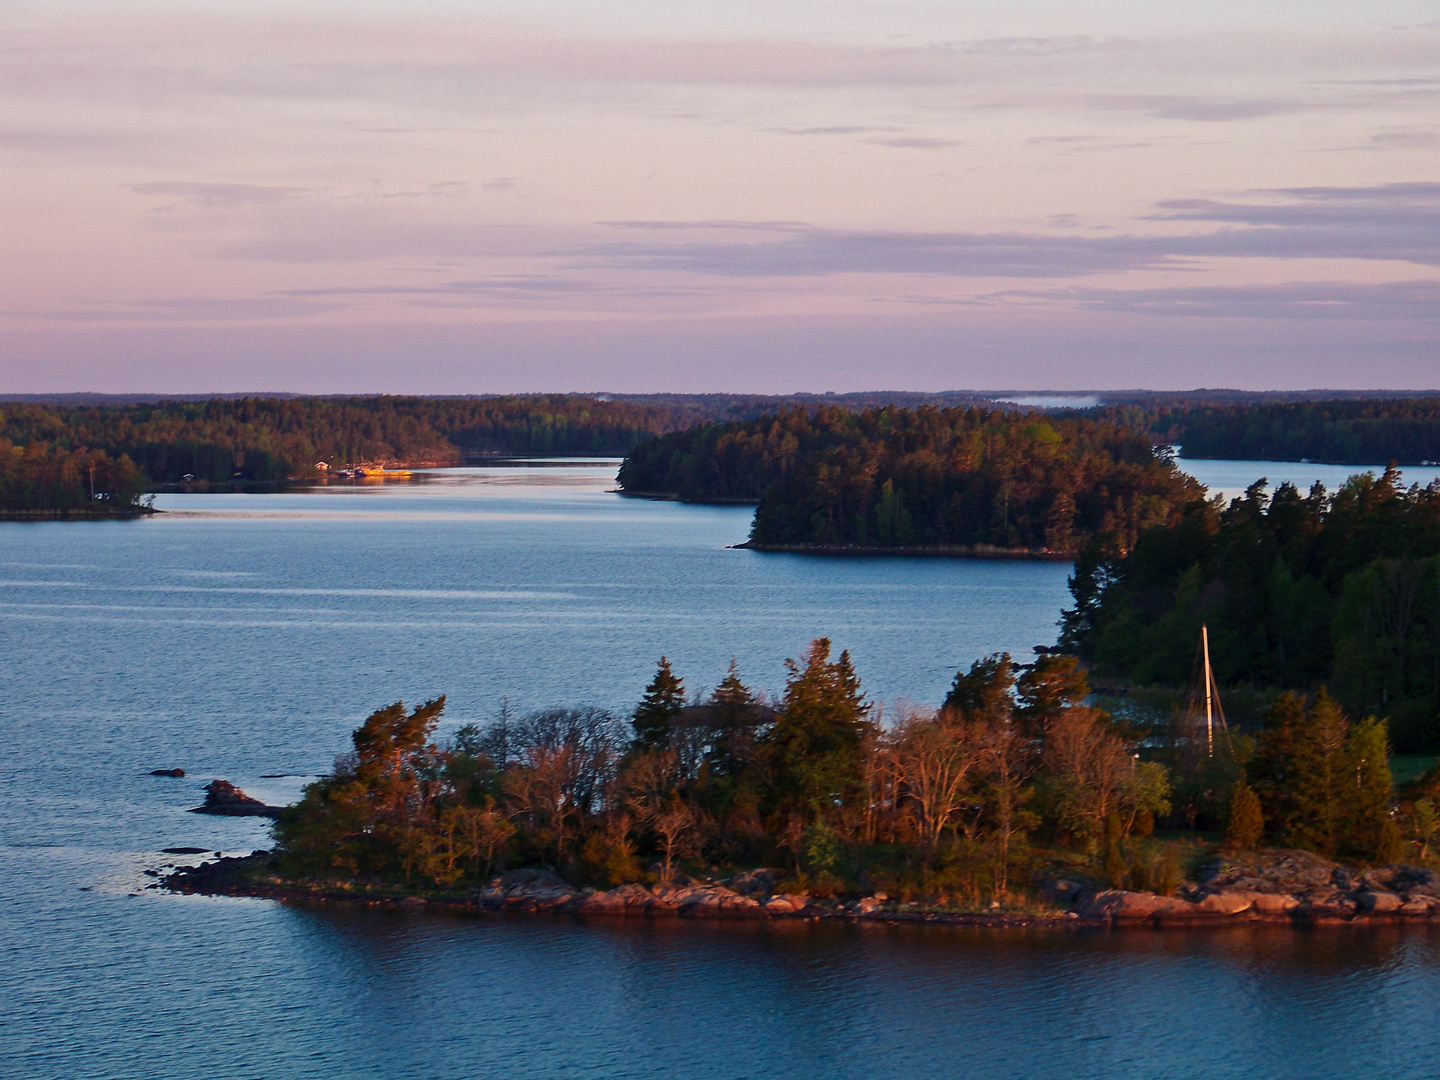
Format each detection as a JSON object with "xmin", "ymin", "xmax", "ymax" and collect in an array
[{"xmin": 632, "ymin": 657, "xmax": 686, "ymax": 751}]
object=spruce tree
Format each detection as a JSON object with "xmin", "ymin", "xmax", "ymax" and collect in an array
[
  {"xmin": 632, "ymin": 657, "xmax": 685, "ymax": 751},
  {"xmin": 706, "ymin": 659, "xmax": 760, "ymax": 775},
  {"xmin": 1281, "ymin": 690, "xmax": 1350, "ymax": 855},
  {"xmin": 766, "ymin": 638, "xmax": 871, "ymax": 819}
]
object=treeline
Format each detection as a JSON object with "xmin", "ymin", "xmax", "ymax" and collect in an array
[
  {"xmin": 272, "ymin": 643, "xmax": 1417, "ymax": 897},
  {"xmin": 618, "ymin": 406, "xmax": 1203, "ymax": 555},
  {"xmin": 0, "ymin": 396, "xmax": 753, "ymax": 484},
  {"xmin": 0, "ymin": 440, "xmax": 148, "ymax": 516},
  {"xmin": 1134, "ymin": 398, "xmax": 1440, "ymax": 465},
  {"xmin": 1063, "ymin": 467, "xmax": 1440, "ymax": 748}
]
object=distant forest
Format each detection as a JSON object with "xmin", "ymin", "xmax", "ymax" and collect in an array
[
  {"xmin": 618, "ymin": 406, "xmax": 1204, "ymax": 556},
  {"xmin": 1062, "ymin": 467, "xmax": 1440, "ymax": 749},
  {"xmin": 1, "ymin": 394, "xmax": 1437, "ymax": 492},
  {"xmin": 0, "ymin": 396, "xmax": 767, "ymax": 484},
  {"xmin": 1122, "ymin": 398, "xmax": 1440, "ymax": 465}
]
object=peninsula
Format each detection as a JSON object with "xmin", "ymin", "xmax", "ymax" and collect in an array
[{"xmin": 163, "ymin": 636, "xmax": 1440, "ymax": 928}]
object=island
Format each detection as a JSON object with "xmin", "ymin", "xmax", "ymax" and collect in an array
[
  {"xmin": 0, "ymin": 441, "xmax": 154, "ymax": 519},
  {"xmin": 164, "ymin": 634, "xmax": 1440, "ymax": 928},
  {"xmin": 617, "ymin": 405, "xmax": 1203, "ymax": 557}
]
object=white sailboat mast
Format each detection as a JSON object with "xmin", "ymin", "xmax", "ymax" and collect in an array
[{"xmin": 1202, "ymin": 623, "xmax": 1214, "ymax": 757}]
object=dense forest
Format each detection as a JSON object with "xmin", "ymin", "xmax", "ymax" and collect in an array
[
  {"xmin": 3, "ymin": 393, "xmax": 1436, "ymax": 495},
  {"xmin": 0, "ymin": 396, "xmax": 759, "ymax": 484},
  {"xmin": 267, "ymin": 642, "xmax": 1416, "ymax": 901},
  {"xmin": 1118, "ymin": 397, "xmax": 1440, "ymax": 464},
  {"xmin": 0, "ymin": 440, "xmax": 149, "ymax": 517},
  {"xmin": 618, "ymin": 406, "xmax": 1204, "ymax": 556},
  {"xmin": 1062, "ymin": 467, "xmax": 1440, "ymax": 748}
]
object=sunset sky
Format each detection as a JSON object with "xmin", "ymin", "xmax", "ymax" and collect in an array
[{"xmin": 3, "ymin": 0, "xmax": 1438, "ymax": 393}]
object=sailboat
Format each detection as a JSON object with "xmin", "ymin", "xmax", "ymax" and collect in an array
[{"xmin": 1187, "ymin": 623, "xmax": 1229, "ymax": 757}]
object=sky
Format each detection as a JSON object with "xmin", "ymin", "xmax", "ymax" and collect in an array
[{"xmin": 2, "ymin": 0, "xmax": 1438, "ymax": 394}]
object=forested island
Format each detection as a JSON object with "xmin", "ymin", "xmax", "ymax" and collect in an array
[
  {"xmin": 617, "ymin": 406, "xmax": 1203, "ymax": 556},
  {"xmin": 169, "ymin": 637, "xmax": 1440, "ymax": 925},
  {"xmin": 1064, "ymin": 467, "xmax": 1440, "ymax": 750},
  {"xmin": 0, "ymin": 440, "xmax": 151, "ymax": 518}
]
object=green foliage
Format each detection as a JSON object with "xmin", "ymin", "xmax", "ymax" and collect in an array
[
  {"xmin": 1016, "ymin": 654, "xmax": 1090, "ymax": 734},
  {"xmin": 618, "ymin": 404, "xmax": 1203, "ymax": 555},
  {"xmin": 1375, "ymin": 819, "xmax": 1406, "ymax": 865},
  {"xmin": 1409, "ymin": 798, "xmax": 1438, "ymax": 860},
  {"xmin": 1249, "ymin": 692, "xmax": 1397, "ymax": 859},
  {"xmin": 1224, "ymin": 782, "xmax": 1265, "ymax": 850},
  {"xmin": 1157, "ymin": 852, "xmax": 1181, "ymax": 896},
  {"xmin": 1103, "ymin": 813, "xmax": 1127, "ymax": 887}
]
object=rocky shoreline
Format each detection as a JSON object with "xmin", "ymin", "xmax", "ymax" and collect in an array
[{"xmin": 162, "ymin": 849, "xmax": 1440, "ymax": 929}]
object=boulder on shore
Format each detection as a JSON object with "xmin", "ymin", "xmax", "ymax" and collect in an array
[
  {"xmin": 1076, "ymin": 890, "xmax": 1189, "ymax": 921},
  {"xmin": 188, "ymin": 780, "xmax": 284, "ymax": 818}
]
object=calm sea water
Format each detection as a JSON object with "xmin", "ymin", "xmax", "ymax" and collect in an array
[{"xmin": 4, "ymin": 459, "xmax": 1440, "ymax": 1080}]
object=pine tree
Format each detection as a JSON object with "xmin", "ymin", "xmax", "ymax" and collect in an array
[
  {"xmin": 1016, "ymin": 654, "xmax": 1089, "ymax": 735},
  {"xmin": 945, "ymin": 653, "xmax": 1015, "ymax": 716},
  {"xmin": 1224, "ymin": 782, "xmax": 1264, "ymax": 850},
  {"xmin": 632, "ymin": 657, "xmax": 685, "ymax": 751}
]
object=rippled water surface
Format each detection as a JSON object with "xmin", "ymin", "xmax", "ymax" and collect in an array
[{"xmin": 3, "ymin": 461, "xmax": 1438, "ymax": 1080}]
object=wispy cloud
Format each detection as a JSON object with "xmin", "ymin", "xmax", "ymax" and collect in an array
[
  {"xmin": 128, "ymin": 182, "xmax": 310, "ymax": 207},
  {"xmin": 1042, "ymin": 279, "xmax": 1440, "ymax": 321}
]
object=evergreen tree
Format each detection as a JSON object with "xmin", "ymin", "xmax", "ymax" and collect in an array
[
  {"xmin": 1282, "ymin": 691, "xmax": 1350, "ymax": 854},
  {"xmin": 1016, "ymin": 654, "xmax": 1089, "ymax": 735},
  {"xmin": 632, "ymin": 657, "xmax": 685, "ymax": 751},
  {"xmin": 1224, "ymin": 782, "xmax": 1264, "ymax": 850},
  {"xmin": 1344, "ymin": 716, "xmax": 1395, "ymax": 860},
  {"xmin": 705, "ymin": 659, "xmax": 762, "ymax": 776},
  {"xmin": 945, "ymin": 653, "xmax": 1015, "ymax": 717},
  {"xmin": 765, "ymin": 638, "xmax": 871, "ymax": 820},
  {"xmin": 1249, "ymin": 692, "xmax": 1308, "ymax": 832}
]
